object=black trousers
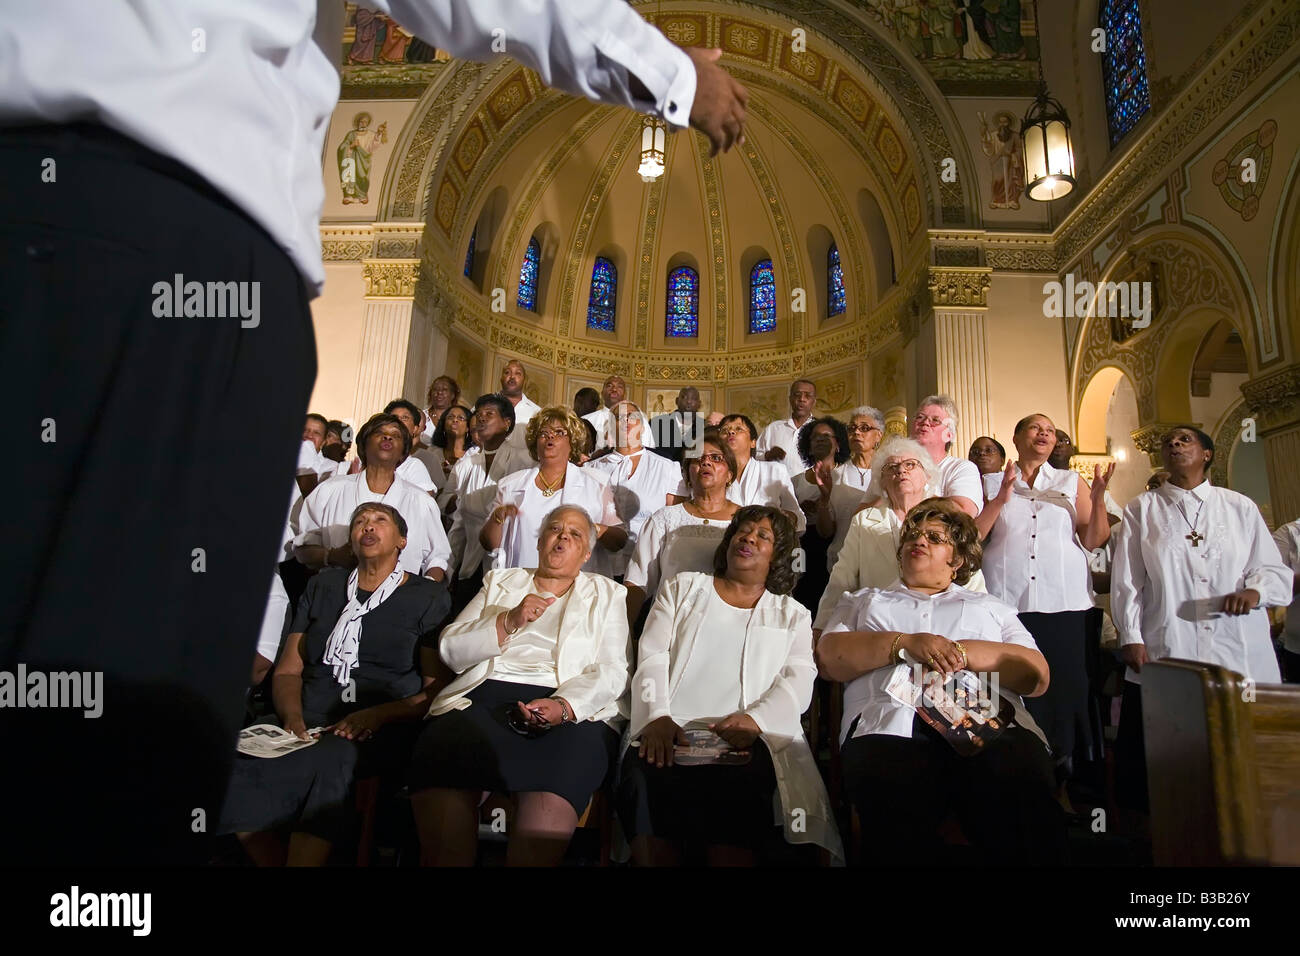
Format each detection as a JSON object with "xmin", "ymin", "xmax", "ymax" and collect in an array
[
  {"xmin": 1113, "ymin": 681, "xmax": 1149, "ymax": 812},
  {"xmin": 0, "ymin": 124, "xmax": 315, "ymax": 864},
  {"xmin": 841, "ymin": 714, "xmax": 1067, "ymax": 866}
]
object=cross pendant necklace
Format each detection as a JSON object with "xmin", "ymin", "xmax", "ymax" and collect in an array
[{"xmin": 1176, "ymin": 498, "xmax": 1206, "ymax": 547}]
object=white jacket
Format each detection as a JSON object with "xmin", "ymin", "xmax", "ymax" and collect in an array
[
  {"xmin": 631, "ymin": 572, "xmax": 844, "ymax": 862},
  {"xmin": 429, "ymin": 568, "xmax": 630, "ymax": 726}
]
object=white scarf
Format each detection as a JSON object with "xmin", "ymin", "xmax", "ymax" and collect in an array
[{"xmin": 322, "ymin": 567, "xmax": 405, "ymax": 686}]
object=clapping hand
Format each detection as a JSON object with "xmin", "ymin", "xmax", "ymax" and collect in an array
[
  {"xmin": 1091, "ymin": 461, "xmax": 1116, "ymax": 502},
  {"xmin": 813, "ymin": 460, "xmax": 834, "ymax": 499},
  {"xmin": 994, "ymin": 462, "xmax": 1017, "ymax": 506}
]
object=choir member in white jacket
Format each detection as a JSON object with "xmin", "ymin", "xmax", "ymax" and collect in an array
[
  {"xmin": 1110, "ymin": 425, "xmax": 1291, "ymax": 811},
  {"xmin": 622, "ymin": 506, "xmax": 843, "ymax": 865}
]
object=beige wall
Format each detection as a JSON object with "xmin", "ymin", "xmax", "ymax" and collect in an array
[
  {"xmin": 983, "ymin": 273, "xmax": 1071, "ymax": 443},
  {"xmin": 307, "ymin": 261, "xmax": 365, "ymax": 423}
]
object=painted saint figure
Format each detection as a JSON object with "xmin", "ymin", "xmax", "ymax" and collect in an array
[
  {"xmin": 978, "ymin": 111, "xmax": 1024, "ymax": 209},
  {"xmin": 338, "ymin": 112, "xmax": 388, "ymax": 205}
]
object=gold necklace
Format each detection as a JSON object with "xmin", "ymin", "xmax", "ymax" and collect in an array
[{"xmin": 538, "ymin": 469, "xmax": 565, "ymax": 498}]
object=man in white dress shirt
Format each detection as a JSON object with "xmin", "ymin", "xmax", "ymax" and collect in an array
[
  {"xmin": 757, "ymin": 379, "xmax": 817, "ymax": 477},
  {"xmin": 911, "ymin": 394, "xmax": 982, "ymax": 516},
  {"xmin": 1, "ymin": 0, "xmax": 749, "ymax": 865},
  {"xmin": 295, "ymin": 413, "xmax": 339, "ymax": 496},
  {"xmin": 1110, "ymin": 426, "xmax": 1291, "ymax": 811},
  {"xmin": 583, "ymin": 375, "xmax": 656, "ymax": 452},
  {"xmin": 500, "ymin": 359, "xmax": 543, "ymax": 453}
]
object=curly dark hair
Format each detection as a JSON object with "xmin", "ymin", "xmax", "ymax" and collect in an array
[
  {"xmin": 432, "ymin": 404, "xmax": 476, "ymax": 450},
  {"xmin": 896, "ymin": 496, "xmax": 982, "ymax": 586},
  {"xmin": 355, "ymin": 413, "xmax": 413, "ymax": 467},
  {"xmin": 796, "ymin": 416, "xmax": 850, "ymax": 468},
  {"xmin": 713, "ymin": 505, "xmax": 798, "ymax": 595}
]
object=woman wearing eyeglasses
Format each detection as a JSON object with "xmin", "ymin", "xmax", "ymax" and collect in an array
[
  {"xmin": 816, "ymin": 498, "xmax": 1064, "ymax": 865},
  {"xmin": 974, "ymin": 413, "xmax": 1114, "ymax": 798},
  {"xmin": 625, "ymin": 433, "xmax": 740, "ymax": 630},
  {"xmin": 813, "ymin": 437, "xmax": 986, "ymax": 639},
  {"xmin": 674, "ymin": 414, "xmax": 806, "ymax": 535},
  {"xmin": 481, "ymin": 406, "xmax": 625, "ymax": 574},
  {"xmin": 583, "ymin": 401, "xmax": 682, "ymax": 581},
  {"xmin": 835, "ymin": 406, "xmax": 885, "ymax": 492}
]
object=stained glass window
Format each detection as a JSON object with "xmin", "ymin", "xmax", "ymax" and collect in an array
[
  {"xmin": 517, "ymin": 236, "xmax": 540, "ymax": 311},
  {"xmin": 1100, "ymin": 0, "xmax": 1151, "ymax": 148},
  {"xmin": 828, "ymin": 242, "xmax": 846, "ymax": 317},
  {"xmin": 463, "ymin": 229, "xmax": 475, "ymax": 278},
  {"xmin": 586, "ymin": 257, "xmax": 617, "ymax": 332},
  {"xmin": 749, "ymin": 259, "xmax": 776, "ymax": 333},
  {"xmin": 666, "ymin": 266, "xmax": 699, "ymax": 338}
]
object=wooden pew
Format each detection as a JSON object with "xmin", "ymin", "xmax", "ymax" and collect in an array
[{"xmin": 1143, "ymin": 659, "xmax": 1300, "ymax": 865}]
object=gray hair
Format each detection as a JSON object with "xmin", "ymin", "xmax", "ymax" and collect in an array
[
  {"xmin": 602, "ymin": 401, "xmax": 649, "ymax": 450},
  {"xmin": 865, "ymin": 436, "xmax": 939, "ymax": 502},
  {"xmin": 538, "ymin": 504, "xmax": 597, "ymax": 552},
  {"xmin": 916, "ymin": 394, "xmax": 959, "ymax": 451},
  {"xmin": 849, "ymin": 405, "xmax": 885, "ymax": 431}
]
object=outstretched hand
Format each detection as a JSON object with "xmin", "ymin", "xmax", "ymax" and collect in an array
[{"xmin": 685, "ymin": 47, "xmax": 748, "ymax": 155}]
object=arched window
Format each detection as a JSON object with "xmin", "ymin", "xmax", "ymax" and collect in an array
[
  {"xmin": 749, "ymin": 259, "xmax": 776, "ymax": 333},
  {"xmin": 516, "ymin": 236, "xmax": 540, "ymax": 311},
  {"xmin": 463, "ymin": 228, "xmax": 476, "ymax": 278},
  {"xmin": 666, "ymin": 266, "xmax": 699, "ymax": 338},
  {"xmin": 1100, "ymin": 0, "xmax": 1151, "ymax": 148},
  {"xmin": 586, "ymin": 257, "xmax": 617, "ymax": 332},
  {"xmin": 827, "ymin": 242, "xmax": 846, "ymax": 317}
]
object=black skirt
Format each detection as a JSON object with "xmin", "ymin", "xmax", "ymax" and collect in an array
[
  {"xmin": 616, "ymin": 739, "xmax": 779, "ymax": 850},
  {"xmin": 408, "ymin": 680, "xmax": 619, "ymax": 816},
  {"xmin": 218, "ymin": 719, "xmax": 421, "ymax": 841},
  {"xmin": 1018, "ymin": 610, "xmax": 1097, "ymax": 766}
]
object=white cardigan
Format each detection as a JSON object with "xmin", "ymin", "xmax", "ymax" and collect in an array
[
  {"xmin": 815, "ymin": 504, "xmax": 987, "ymax": 630},
  {"xmin": 631, "ymin": 571, "xmax": 844, "ymax": 863},
  {"xmin": 429, "ymin": 568, "xmax": 631, "ymax": 726}
]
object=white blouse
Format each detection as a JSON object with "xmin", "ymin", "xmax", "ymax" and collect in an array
[
  {"xmin": 672, "ymin": 457, "xmax": 807, "ymax": 534},
  {"xmin": 395, "ymin": 456, "xmax": 436, "ymax": 494},
  {"xmin": 820, "ymin": 581, "xmax": 1045, "ymax": 746},
  {"xmin": 1273, "ymin": 519, "xmax": 1300, "ymax": 653},
  {"xmin": 295, "ymin": 471, "xmax": 451, "ymax": 577},
  {"xmin": 980, "ymin": 461, "xmax": 1093, "ymax": 613},
  {"xmin": 491, "ymin": 583, "xmax": 575, "ymax": 688},
  {"xmin": 490, "ymin": 462, "xmax": 621, "ymax": 574},
  {"xmin": 583, "ymin": 449, "xmax": 682, "ymax": 577},
  {"xmin": 625, "ymin": 503, "xmax": 730, "ymax": 598},
  {"xmin": 1111, "ymin": 481, "xmax": 1291, "ymax": 684},
  {"xmin": 662, "ymin": 587, "xmax": 749, "ymax": 724},
  {"xmin": 834, "ymin": 461, "xmax": 873, "ymax": 492},
  {"xmin": 791, "ymin": 472, "xmax": 869, "ymax": 567}
]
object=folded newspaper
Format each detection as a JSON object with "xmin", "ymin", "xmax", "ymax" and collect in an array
[
  {"xmin": 884, "ymin": 664, "xmax": 1014, "ymax": 756},
  {"xmin": 673, "ymin": 727, "xmax": 752, "ymax": 766},
  {"xmin": 237, "ymin": 723, "xmax": 327, "ymax": 758}
]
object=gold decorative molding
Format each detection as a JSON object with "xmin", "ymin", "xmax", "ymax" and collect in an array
[
  {"xmin": 1069, "ymin": 454, "xmax": 1116, "ymax": 482},
  {"xmin": 1241, "ymin": 364, "xmax": 1300, "ymax": 434},
  {"xmin": 927, "ymin": 267, "xmax": 992, "ymax": 309},
  {"xmin": 363, "ymin": 259, "xmax": 420, "ymax": 298}
]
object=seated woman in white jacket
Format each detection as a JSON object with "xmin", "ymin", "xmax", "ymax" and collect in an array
[
  {"xmin": 816, "ymin": 498, "xmax": 1064, "ymax": 866},
  {"xmin": 621, "ymin": 506, "xmax": 843, "ymax": 865},
  {"xmin": 409, "ymin": 505, "xmax": 631, "ymax": 867},
  {"xmin": 813, "ymin": 436, "xmax": 986, "ymax": 638}
]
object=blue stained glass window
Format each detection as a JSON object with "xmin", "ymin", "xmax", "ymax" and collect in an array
[
  {"xmin": 586, "ymin": 257, "xmax": 617, "ymax": 332},
  {"xmin": 517, "ymin": 236, "xmax": 540, "ymax": 311},
  {"xmin": 666, "ymin": 266, "xmax": 699, "ymax": 338},
  {"xmin": 463, "ymin": 229, "xmax": 475, "ymax": 278},
  {"xmin": 828, "ymin": 242, "xmax": 846, "ymax": 317},
  {"xmin": 749, "ymin": 259, "xmax": 776, "ymax": 333},
  {"xmin": 1100, "ymin": 0, "xmax": 1151, "ymax": 148}
]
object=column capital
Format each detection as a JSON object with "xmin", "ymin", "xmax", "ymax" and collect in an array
[
  {"xmin": 1240, "ymin": 364, "xmax": 1300, "ymax": 434},
  {"xmin": 927, "ymin": 266, "xmax": 992, "ymax": 309},
  {"xmin": 362, "ymin": 259, "xmax": 420, "ymax": 299}
]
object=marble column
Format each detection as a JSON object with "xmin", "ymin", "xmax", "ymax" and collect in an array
[
  {"xmin": 927, "ymin": 267, "xmax": 993, "ymax": 455},
  {"xmin": 352, "ymin": 259, "xmax": 419, "ymax": 428},
  {"xmin": 1241, "ymin": 364, "xmax": 1300, "ymax": 527}
]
